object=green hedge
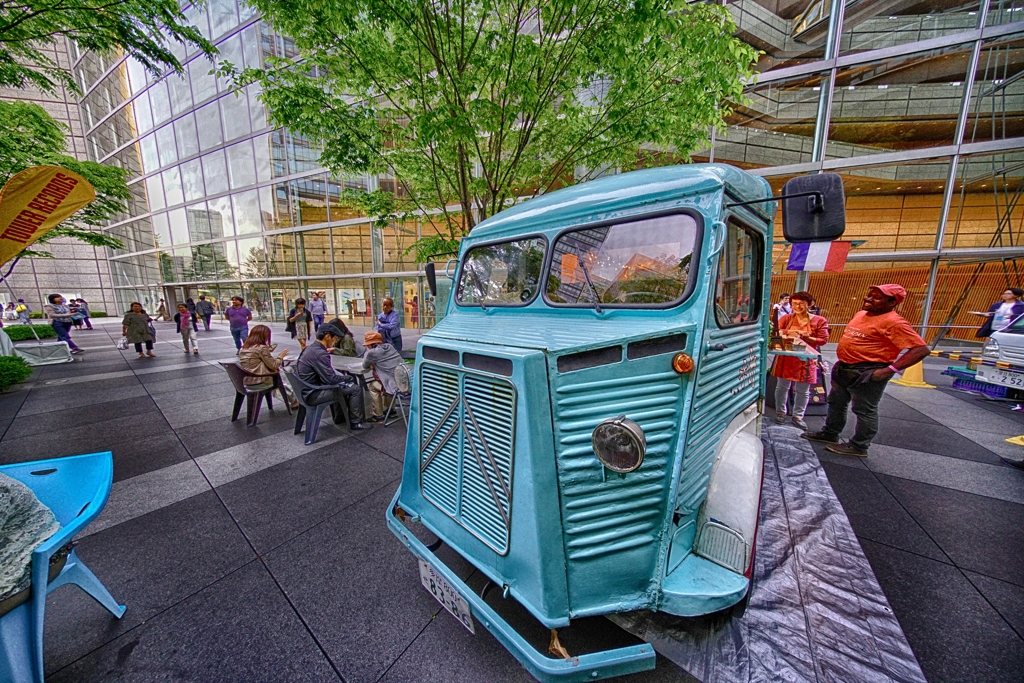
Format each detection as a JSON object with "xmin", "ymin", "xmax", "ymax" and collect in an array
[
  {"xmin": 4, "ymin": 324, "xmax": 57, "ymax": 341},
  {"xmin": 0, "ymin": 356, "xmax": 31, "ymax": 392},
  {"xmin": 90, "ymin": 311, "xmax": 107, "ymax": 317},
  {"xmin": 29, "ymin": 311, "xmax": 43, "ymax": 319}
]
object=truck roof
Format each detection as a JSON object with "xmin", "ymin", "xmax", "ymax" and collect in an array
[{"xmin": 470, "ymin": 163, "xmax": 773, "ymax": 240}]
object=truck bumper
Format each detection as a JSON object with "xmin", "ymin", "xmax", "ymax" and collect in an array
[{"xmin": 385, "ymin": 490, "xmax": 656, "ymax": 682}]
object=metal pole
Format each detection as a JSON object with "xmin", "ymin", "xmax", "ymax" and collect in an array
[{"xmin": 918, "ymin": 258, "xmax": 940, "ymax": 340}]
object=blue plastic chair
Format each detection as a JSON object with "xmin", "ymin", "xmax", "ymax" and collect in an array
[
  {"xmin": 285, "ymin": 370, "xmax": 351, "ymax": 445},
  {"xmin": 0, "ymin": 452, "xmax": 125, "ymax": 683}
]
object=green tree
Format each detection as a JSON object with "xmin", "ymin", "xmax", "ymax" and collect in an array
[
  {"xmin": 0, "ymin": 0, "xmax": 212, "ymax": 94},
  {"xmin": 0, "ymin": 100, "xmax": 127, "ymax": 258},
  {"xmin": 0, "ymin": 0, "xmax": 213, "ymax": 264},
  {"xmin": 238, "ymin": 0, "xmax": 757, "ymax": 259}
]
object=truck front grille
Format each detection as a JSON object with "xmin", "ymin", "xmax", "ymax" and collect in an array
[{"xmin": 419, "ymin": 362, "xmax": 516, "ymax": 554}]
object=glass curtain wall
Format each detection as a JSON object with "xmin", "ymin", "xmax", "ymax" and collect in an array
[
  {"xmin": 72, "ymin": 1, "xmax": 435, "ymax": 329},
  {"xmin": 724, "ymin": 1, "xmax": 1024, "ymax": 342}
]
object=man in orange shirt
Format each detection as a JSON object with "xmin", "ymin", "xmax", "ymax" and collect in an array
[{"xmin": 803, "ymin": 284, "xmax": 929, "ymax": 456}]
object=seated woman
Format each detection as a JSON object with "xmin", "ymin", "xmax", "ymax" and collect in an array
[
  {"xmin": 237, "ymin": 324, "xmax": 297, "ymax": 406},
  {"xmin": 323, "ymin": 317, "xmax": 358, "ymax": 356}
]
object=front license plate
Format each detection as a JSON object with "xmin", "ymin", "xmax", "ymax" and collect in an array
[
  {"xmin": 976, "ymin": 366, "xmax": 1024, "ymax": 387},
  {"xmin": 418, "ymin": 560, "xmax": 475, "ymax": 634}
]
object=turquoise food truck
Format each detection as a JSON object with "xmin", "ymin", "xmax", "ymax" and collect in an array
[{"xmin": 386, "ymin": 164, "xmax": 845, "ymax": 681}]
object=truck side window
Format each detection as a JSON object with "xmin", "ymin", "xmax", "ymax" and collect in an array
[{"xmin": 714, "ymin": 221, "xmax": 761, "ymax": 327}]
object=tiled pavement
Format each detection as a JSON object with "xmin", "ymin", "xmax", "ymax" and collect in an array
[{"xmin": 1, "ymin": 323, "xmax": 1023, "ymax": 682}]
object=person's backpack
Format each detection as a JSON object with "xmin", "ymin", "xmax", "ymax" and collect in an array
[{"xmin": 15, "ymin": 304, "xmax": 26, "ymax": 313}]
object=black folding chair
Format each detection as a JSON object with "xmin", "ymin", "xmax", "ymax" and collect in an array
[{"xmin": 220, "ymin": 361, "xmax": 291, "ymax": 427}]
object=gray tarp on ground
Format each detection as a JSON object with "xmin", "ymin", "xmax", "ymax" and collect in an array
[{"xmin": 609, "ymin": 420, "xmax": 926, "ymax": 683}]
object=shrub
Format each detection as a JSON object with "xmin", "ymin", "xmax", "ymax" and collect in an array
[
  {"xmin": 29, "ymin": 311, "xmax": 43, "ymax": 318},
  {"xmin": 90, "ymin": 311, "xmax": 107, "ymax": 317},
  {"xmin": 0, "ymin": 356, "xmax": 32, "ymax": 392},
  {"xmin": 4, "ymin": 325, "xmax": 57, "ymax": 342}
]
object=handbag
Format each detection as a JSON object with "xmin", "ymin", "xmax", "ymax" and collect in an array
[
  {"xmin": 148, "ymin": 322, "xmax": 157, "ymax": 340},
  {"xmin": 115, "ymin": 336, "xmax": 129, "ymax": 350}
]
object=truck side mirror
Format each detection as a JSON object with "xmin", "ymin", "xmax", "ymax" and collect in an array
[
  {"xmin": 425, "ymin": 262, "xmax": 438, "ymax": 297},
  {"xmin": 782, "ymin": 173, "xmax": 846, "ymax": 243}
]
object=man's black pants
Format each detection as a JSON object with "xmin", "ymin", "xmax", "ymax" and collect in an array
[
  {"xmin": 306, "ymin": 382, "xmax": 364, "ymax": 424},
  {"xmin": 821, "ymin": 361, "xmax": 890, "ymax": 451}
]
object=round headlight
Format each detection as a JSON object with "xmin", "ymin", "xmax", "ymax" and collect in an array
[
  {"xmin": 983, "ymin": 338, "xmax": 1000, "ymax": 359},
  {"xmin": 592, "ymin": 416, "xmax": 646, "ymax": 473}
]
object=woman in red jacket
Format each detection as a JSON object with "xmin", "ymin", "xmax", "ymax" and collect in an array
[{"xmin": 773, "ymin": 291, "xmax": 829, "ymax": 430}]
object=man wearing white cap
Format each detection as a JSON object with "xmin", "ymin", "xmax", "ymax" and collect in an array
[{"xmin": 803, "ymin": 284, "xmax": 929, "ymax": 457}]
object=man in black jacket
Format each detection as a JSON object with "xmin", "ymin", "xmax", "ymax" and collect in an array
[{"xmin": 296, "ymin": 324, "xmax": 371, "ymax": 430}]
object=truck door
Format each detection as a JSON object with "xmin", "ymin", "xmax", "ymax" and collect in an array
[{"xmin": 673, "ymin": 217, "xmax": 766, "ymax": 537}]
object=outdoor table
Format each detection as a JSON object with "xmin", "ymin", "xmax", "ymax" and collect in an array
[{"xmin": 331, "ymin": 355, "xmax": 372, "ymax": 420}]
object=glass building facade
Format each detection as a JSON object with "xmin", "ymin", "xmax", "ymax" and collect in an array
[{"xmin": 74, "ymin": 0, "xmax": 1024, "ymax": 340}]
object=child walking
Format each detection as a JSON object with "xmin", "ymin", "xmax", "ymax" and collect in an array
[{"xmin": 174, "ymin": 303, "xmax": 199, "ymax": 355}]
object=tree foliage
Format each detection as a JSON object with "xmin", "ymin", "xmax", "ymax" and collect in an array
[
  {"xmin": 0, "ymin": 100, "xmax": 127, "ymax": 258},
  {"xmin": 0, "ymin": 0, "xmax": 213, "ymax": 95},
  {"xmin": 239, "ymin": 0, "xmax": 758, "ymax": 253}
]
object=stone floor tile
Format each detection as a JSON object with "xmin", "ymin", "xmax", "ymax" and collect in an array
[
  {"xmin": 1, "ymin": 395, "xmax": 160, "ymax": 440},
  {"xmin": 965, "ymin": 570, "xmax": 1024, "ymax": 638},
  {"xmin": 821, "ymin": 462, "xmax": 947, "ymax": 561},
  {"xmin": 15, "ymin": 383, "xmax": 150, "ymax": 416},
  {"xmin": 214, "ymin": 438, "xmax": 401, "ymax": 552},
  {"xmin": 864, "ymin": 444, "xmax": 1024, "ymax": 504},
  {"xmin": 263, "ymin": 486, "xmax": 454, "ymax": 683},
  {"xmin": 880, "ymin": 475, "xmax": 1024, "ymax": 587},
  {"xmin": 47, "ymin": 561, "xmax": 339, "ymax": 683},
  {"xmin": 860, "ymin": 540, "xmax": 1024, "ymax": 683},
  {"xmin": 42, "ymin": 491, "xmax": 257, "ymax": 674}
]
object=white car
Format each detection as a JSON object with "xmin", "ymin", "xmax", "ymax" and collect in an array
[{"xmin": 978, "ymin": 314, "xmax": 1024, "ymax": 388}]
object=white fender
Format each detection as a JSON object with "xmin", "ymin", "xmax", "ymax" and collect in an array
[{"xmin": 694, "ymin": 406, "xmax": 764, "ymax": 574}]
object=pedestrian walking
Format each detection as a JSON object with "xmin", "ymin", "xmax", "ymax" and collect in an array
[
  {"xmin": 375, "ymin": 297, "xmax": 403, "ymax": 351},
  {"xmin": 122, "ymin": 302, "xmax": 156, "ymax": 358},
  {"xmin": 69, "ymin": 298, "xmax": 82, "ymax": 330},
  {"xmin": 974, "ymin": 288, "xmax": 1024, "ymax": 338},
  {"xmin": 77, "ymin": 298, "xmax": 94, "ymax": 329},
  {"xmin": 156, "ymin": 298, "xmax": 169, "ymax": 321},
  {"xmin": 772, "ymin": 291, "xmax": 829, "ymax": 430},
  {"xmin": 44, "ymin": 294, "xmax": 82, "ymax": 354},
  {"xmin": 15, "ymin": 299, "xmax": 30, "ymax": 324},
  {"xmin": 196, "ymin": 295, "xmax": 214, "ymax": 331},
  {"xmin": 185, "ymin": 297, "xmax": 199, "ymax": 332},
  {"xmin": 309, "ymin": 292, "xmax": 328, "ymax": 331},
  {"xmin": 238, "ymin": 324, "xmax": 297, "ymax": 407},
  {"xmin": 286, "ymin": 297, "xmax": 313, "ymax": 351},
  {"xmin": 803, "ymin": 284, "xmax": 929, "ymax": 457},
  {"xmin": 224, "ymin": 296, "xmax": 252, "ymax": 350},
  {"xmin": 174, "ymin": 303, "xmax": 199, "ymax": 355}
]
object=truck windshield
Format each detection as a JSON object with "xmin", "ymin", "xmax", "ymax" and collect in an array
[
  {"xmin": 546, "ymin": 213, "xmax": 698, "ymax": 307},
  {"xmin": 456, "ymin": 237, "xmax": 546, "ymax": 306}
]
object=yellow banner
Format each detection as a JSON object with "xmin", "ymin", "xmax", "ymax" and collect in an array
[{"xmin": 0, "ymin": 166, "xmax": 95, "ymax": 266}]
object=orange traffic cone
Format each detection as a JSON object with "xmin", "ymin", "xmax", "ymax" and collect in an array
[{"xmin": 893, "ymin": 361, "xmax": 934, "ymax": 388}]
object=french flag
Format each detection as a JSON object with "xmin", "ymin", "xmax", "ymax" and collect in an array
[{"xmin": 787, "ymin": 241, "xmax": 851, "ymax": 272}]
